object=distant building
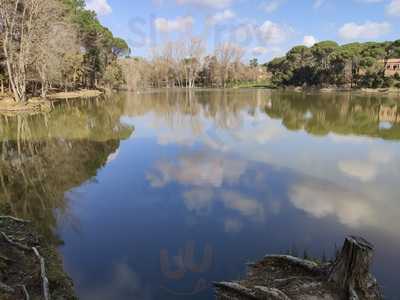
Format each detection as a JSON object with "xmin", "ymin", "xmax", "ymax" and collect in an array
[{"xmin": 385, "ymin": 59, "xmax": 400, "ymax": 77}]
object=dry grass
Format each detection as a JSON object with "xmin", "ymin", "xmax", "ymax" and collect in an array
[{"xmin": 48, "ymin": 89, "xmax": 103, "ymax": 100}]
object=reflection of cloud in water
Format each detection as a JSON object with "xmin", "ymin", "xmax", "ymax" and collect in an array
[
  {"xmin": 233, "ymin": 116, "xmax": 285, "ymax": 144},
  {"xmin": 183, "ymin": 189, "xmax": 214, "ymax": 215},
  {"xmin": 221, "ymin": 191, "xmax": 264, "ymax": 220},
  {"xmin": 290, "ymin": 181, "xmax": 374, "ymax": 227},
  {"xmin": 338, "ymin": 160, "xmax": 377, "ymax": 182},
  {"xmin": 147, "ymin": 153, "xmax": 247, "ymax": 188},
  {"xmin": 224, "ymin": 218, "xmax": 243, "ymax": 233},
  {"xmin": 338, "ymin": 147, "xmax": 394, "ymax": 182},
  {"xmin": 81, "ymin": 263, "xmax": 152, "ymax": 300},
  {"xmin": 106, "ymin": 149, "xmax": 120, "ymax": 164}
]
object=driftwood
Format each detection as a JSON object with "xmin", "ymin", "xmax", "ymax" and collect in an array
[{"xmin": 215, "ymin": 236, "xmax": 382, "ymax": 300}]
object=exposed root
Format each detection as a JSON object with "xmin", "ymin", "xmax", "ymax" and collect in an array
[
  {"xmin": 263, "ymin": 255, "xmax": 321, "ymax": 274},
  {"xmin": 0, "ymin": 254, "xmax": 13, "ymax": 263},
  {"xmin": 0, "ymin": 281, "xmax": 15, "ymax": 294},
  {"xmin": 254, "ymin": 286, "xmax": 291, "ymax": 300},
  {"xmin": 215, "ymin": 237, "xmax": 382, "ymax": 300},
  {"xmin": 0, "ymin": 215, "xmax": 31, "ymax": 223},
  {"xmin": 19, "ymin": 284, "xmax": 30, "ymax": 300},
  {"xmin": 214, "ymin": 282, "xmax": 257, "ymax": 299},
  {"xmin": 32, "ymin": 247, "xmax": 50, "ymax": 300},
  {"xmin": 0, "ymin": 231, "xmax": 31, "ymax": 251}
]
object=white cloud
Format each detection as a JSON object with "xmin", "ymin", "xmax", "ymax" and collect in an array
[
  {"xmin": 355, "ymin": 0, "xmax": 384, "ymax": 2},
  {"xmin": 313, "ymin": 0, "xmax": 326, "ymax": 9},
  {"xmin": 258, "ymin": 21, "xmax": 290, "ymax": 45},
  {"xmin": 85, "ymin": 0, "xmax": 112, "ymax": 16},
  {"xmin": 154, "ymin": 16, "xmax": 194, "ymax": 33},
  {"xmin": 207, "ymin": 9, "xmax": 235, "ymax": 25},
  {"xmin": 303, "ymin": 35, "xmax": 317, "ymax": 47},
  {"xmin": 386, "ymin": 0, "xmax": 400, "ymax": 16},
  {"xmin": 252, "ymin": 47, "xmax": 269, "ymax": 56},
  {"xmin": 260, "ymin": 0, "xmax": 285, "ymax": 13},
  {"xmin": 176, "ymin": 0, "xmax": 233, "ymax": 9},
  {"xmin": 338, "ymin": 21, "xmax": 391, "ymax": 40}
]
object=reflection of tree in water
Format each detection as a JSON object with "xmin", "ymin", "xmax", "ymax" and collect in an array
[
  {"xmin": 124, "ymin": 89, "xmax": 271, "ymax": 131},
  {"xmin": 0, "ymin": 97, "xmax": 134, "ymax": 238},
  {"xmin": 265, "ymin": 92, "xmax": 400, "ymax": 139}
]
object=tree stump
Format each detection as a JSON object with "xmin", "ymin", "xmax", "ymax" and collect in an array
[
  {"xmin": 215, "ymin": 236, "xmax": 383, "ymax": 300},
  {"xmin": 328, "ymin": 236, "xmax": 382, "ymax": 299}
]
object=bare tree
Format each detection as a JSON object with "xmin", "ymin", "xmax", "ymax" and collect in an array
[
  {"xmin": 33, "ymin": 4, "xmax": 79, "ymax": 97},
  {"xmin": 215, "ymin": 43, "xmax": 244, "ymax": 88},
  {"xmin": 0, "ymin": 0, "xmax": 78, "ymax": 101}
]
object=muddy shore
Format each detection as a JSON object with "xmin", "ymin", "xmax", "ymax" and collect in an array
[{"xmin": 0, "ymin": 215, "xmax": 77, "ymax": 300}]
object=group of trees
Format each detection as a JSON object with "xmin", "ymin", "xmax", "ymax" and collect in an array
[
  {"xmin": 267, "ymin": 40, "xmax": 400, "ymax": 89},
  {"xmin": 0, "ymin": 0, "xmax": 130, "ymax": 102},
  {"xmin": 119, "ymin": 40, "xmax": 268, "ymax": 90}
]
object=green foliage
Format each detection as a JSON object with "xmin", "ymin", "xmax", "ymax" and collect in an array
[
  {"xmin": 59, "ymin": 0, "xmax": 129, "ymax": 88},
  {"xmin": 268, "ymin": 40, "xmax": 400, "ymax": 89},
  {"xmin": 103, "ymin": 61, "xmax": 124, "ymax": 88}
]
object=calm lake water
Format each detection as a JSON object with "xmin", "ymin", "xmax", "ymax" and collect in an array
[{"xmin": 1, "ymin": 89, "xmax": 400, "ymax": 299}]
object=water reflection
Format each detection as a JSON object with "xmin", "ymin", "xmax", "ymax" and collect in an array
[
  {"xmin": 1, "ymin": 90, "xmax": 400, "ymax": 299},
  {"xmin": 0, "ymin": 97, "xmax": 134, "ymax": 237}
]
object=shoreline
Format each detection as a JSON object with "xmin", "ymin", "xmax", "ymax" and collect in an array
[
  {"xmin": 215, "ymin": 236, "xmax": 382, "ymax": 299},
  {"xmin": 279, "ymin": 85, "xmax": 400, "ymax": 96},
  {"xmin": 0, "ymin": 215, "xmax": 77, "ymax": 299},
  {"xmin": 0, "ymin": 89, "xmax": 104, "ymax": 116}
]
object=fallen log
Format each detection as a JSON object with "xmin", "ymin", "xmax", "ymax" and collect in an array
[{"xmin": 215, "ymin": 236, "xmax": 383, "ymax": 300}]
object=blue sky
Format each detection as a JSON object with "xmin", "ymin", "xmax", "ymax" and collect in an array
[{"xmin": 85, "ymin": 0, "xmax": 400, "ymax": 62}]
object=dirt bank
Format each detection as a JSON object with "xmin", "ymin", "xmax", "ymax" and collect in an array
[
  {"xmin": 0, "ymin": 89, "xmax": 103, "ymax": 115},
  {"xmin": 48, "ymin": 89, "xmax": 103, "ymax": 100},
  {"xmin": 282, "ymin": 86, "xmax": 400, "ymax": 96},
  {"xmin": 0, "ymin": 216, "xmax": 77, "ymax": 300}
]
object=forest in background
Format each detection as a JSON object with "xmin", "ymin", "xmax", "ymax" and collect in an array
[
  {"xmin": 119, "ymin": 40, "xmax": 269, "ymax": 90},
  {"xmin": 0, "ymin": 0, "xmax": 130, "ymax": 102},
  {"xmin": 267, "ymin": 40, "xmax": 400, "ymax": 89},
  {"xmin": 2, "ymin": 0, "xmax": 400, "ymax": 104}
]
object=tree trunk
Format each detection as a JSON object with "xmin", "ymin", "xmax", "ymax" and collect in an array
[{"xmin": 328, "ymin": 236, "xmax": 382, "ymax": 299}]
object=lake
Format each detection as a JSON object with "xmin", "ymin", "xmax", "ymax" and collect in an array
[{"xmin": 1, "ymin": 89, "xmax": 399, "ymax": 299}]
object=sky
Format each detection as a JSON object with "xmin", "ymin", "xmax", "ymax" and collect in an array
[{"xmin": 85, "ymin": 0, "xmax": 400, "ymax": 62}]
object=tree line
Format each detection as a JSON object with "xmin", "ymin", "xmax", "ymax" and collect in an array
[
  {"xmin": 119, "ymin": 40, "xmax": 268, "ymax": 90},
  {"xmin": 0, "ymin": 0, "xmax": 130, "ymax": 102},
  {"xmin": 267, "ymin": 40, "xmax": 400, "ymax": 89}
]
